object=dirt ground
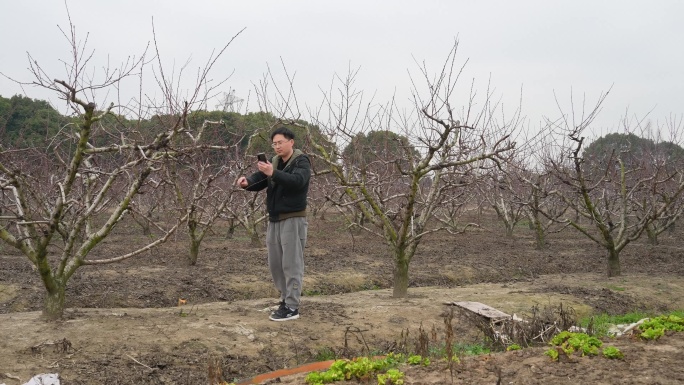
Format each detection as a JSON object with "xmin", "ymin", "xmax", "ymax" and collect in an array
[{"xmin": 1, "ymin": 212, "xmax": 683, "ymax": 384}]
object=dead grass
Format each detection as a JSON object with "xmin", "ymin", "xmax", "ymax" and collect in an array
[
  {"xmin": 0, "ymin": 284, "xmax": 17, "ymax": 303},
  {"xmin": 305, "ymin": 271, "xmax": 372, "ymax": 293}
]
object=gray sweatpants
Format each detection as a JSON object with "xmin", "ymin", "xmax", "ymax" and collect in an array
[{"xmin": 266, "ymin": 217, "xmax": 307, "ymax": 310}]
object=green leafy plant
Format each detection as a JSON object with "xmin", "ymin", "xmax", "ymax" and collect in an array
[
  {"xmin": 544, "ymin": 348, "xmax": 559, "ymax": 361},
  {"xmin": 548, "ymin": 331, "xmax": 602, "ymax": 358},
  {"xmin": 305, "ymin": 355, "xmax": 406, "ymax": 385},
  {"xmin": 638, "ymin": 315, "xmax": 684, "ymax": 340},
  {"xmin": 304, "ymin": 352, "xmax": 427, "ymax": 385},
  {"xmin": 602, "ymin": 346, "xmax": 624, "ymax": 359},
  {"xmin": 579, "ymin": 311, "xmax": 684, "ymax": 337},
  {"xmin": 506, "ymin": 344, "xmax": 522, "ymax": 351},
  {"xmin": 640, "ymin": 327, "xmax": 665, "ymax": 340},
  {"xmin": 546, "ymin": 330, "xmax": 629, "ymax": 362},
  {"xmin": 406, "ymin": 355, "xmax": 430, "ymax": 366},
  {"xmin": 377, "ymin": 368, "xmax": 404, "ymax": 385}
]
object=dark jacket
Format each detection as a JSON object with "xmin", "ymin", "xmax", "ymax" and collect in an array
[{"xmin": 245, "ymin": 149, "xmax": 311, "ymax": 221}]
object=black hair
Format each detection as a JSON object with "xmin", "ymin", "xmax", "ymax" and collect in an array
[{"xmin": 270, "ymin": 126, "xmax": 295, "ymax": 141}]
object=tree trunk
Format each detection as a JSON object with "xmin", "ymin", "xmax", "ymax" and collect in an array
[
  {"xmin": 132, "ymin": 216, "xmax": 152, "ymax": 236},
  {"xmin": 607, "ymin": 247, "xmax": 621, "ymax": 277},
  {"xmin": 141, "ymin": 222, "xmax": 151, "ymax": 236},
  {"xmin": 534, "ymin": 219, "xmax": 546, "ymax": 250},
  {"xmin": 188, "ymin": 218, "xmax": 199, "ymax": 265},
  {"xmin": 250, "ymin": 230, "xmax": 261, "ymax": 248},
  {"xmin": 392, "ymin": 250, "xmax": 409, "ymax": 298},
  {"xmin": 43, "ymin": 284, "xmax": 66, "ymax": 320},
  {"xmin": 226, "ymin": 218, "xmax": 235, "ymax": 239},
  {"xmin": 645, "ymin": 225, "xmax": 658, "ymax": 246},
  {"xmin": 188, "ymin": 238, "xmax": 200, "ymax": 266},
  {"xmin": 504, "ymin": 223, "xmax": 514, "ymax": 238}
]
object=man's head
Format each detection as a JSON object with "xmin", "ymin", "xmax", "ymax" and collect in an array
[{"xmin": 270, "ymin": 127, "xmax": 295, "ymax": 160}]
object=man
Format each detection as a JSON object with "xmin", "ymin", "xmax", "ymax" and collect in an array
[{"xmin": 237, "ymin": 127, "xmax": 311, "ymax": 321}]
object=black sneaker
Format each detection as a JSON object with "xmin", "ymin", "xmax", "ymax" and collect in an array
[
  {"xmin": 270, "ymin": 300, "xmax": 286, "ymax": 315},
  {"xmin": 269, "ymin": 305, "xmax": 299, "ymax": 321}
]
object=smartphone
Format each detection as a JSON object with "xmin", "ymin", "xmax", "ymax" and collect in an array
[{"xmin": 256, "ymin": 153, "xmax": 267, "ymax": 162}]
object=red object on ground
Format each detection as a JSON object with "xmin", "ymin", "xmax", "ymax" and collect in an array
[{"xmin": 237, "ymin": 359, "xmax": 336, "ymax": 385}]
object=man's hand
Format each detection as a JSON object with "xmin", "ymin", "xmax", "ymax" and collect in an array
[
  {"xmin": 257, "ymin": 160, "xmax": 274, "ymax": 177},
  {"xmin": 236, "ymin": 176, "xmax": 248, "ymax": 188}
]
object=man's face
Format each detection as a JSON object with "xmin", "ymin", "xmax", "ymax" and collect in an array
[{"xmin": 271, "ymin": 134, "xmax": 294, "ymax": 158}]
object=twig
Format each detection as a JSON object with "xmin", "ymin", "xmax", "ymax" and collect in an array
[
  {"xmin": 153, "ymin": 323, "xmax": 173, "ymax": 340},
  {"xmin": 126, "ymin": 354, "xmax": 154, "ymax": 370},
  {"xmin": 31, "ymin": 338, "xmax": 72, "ymax": 354},
  {"xmin": 344, "ymin": 326, "xmax": 371, "ymax": 356},
  {"xmin": 287, "ymin": 327, "xmax": 302, "ymax": 365}
]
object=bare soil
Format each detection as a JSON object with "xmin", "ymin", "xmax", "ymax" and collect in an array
[{"xmin": 1, "ymin": 213, "xmax": 683, "ymax": 384}]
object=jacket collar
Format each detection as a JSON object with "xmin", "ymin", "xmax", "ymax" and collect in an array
[{"xmin": 272, "ymin": 148, "xmax": 304, "ymax": 171}]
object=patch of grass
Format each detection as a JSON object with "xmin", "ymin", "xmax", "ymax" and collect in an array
[
  {"xmin": 606, "ymin": 285, "xmax": 626, "ymax": 292},
  {"xmin": 314, "ymin": 347, "xmax": 337, "ymax": 361},
  {"xmin": 358, "ymin": 282, "xmax": 381, "ymax": 291},
  {"xmin": 232, "ymin": 236, "xmax": 254, "ymax": 242},
  {"xmin": 455, "ymin": 342, "xmax": 491, "ymax": 356},
  {"xmin": 428, "ymin": 342, "xmax": 490, "ymax": 358},
  {"xmin": 325, "ymin": 272, "xmax": 371, "ymax": 293},
  {"xmin": 579, "ymin": 311, "xmax": 652, "ymax": 336},
  {"xmin": 303, "ymin": 289, "xmax": 324, "ymax": 296},
  {"xmin": 579, "ymin": 310, "xmax": 684, "ymax": 337}
]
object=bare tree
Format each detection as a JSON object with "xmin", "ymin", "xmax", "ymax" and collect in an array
[
  {"xmin": 127, "ymin": 177, "xmax": 170, "ymax": 237},
  {"xmin": 519, "ymin": 169, "xmax": 570, "ymax": 249},
  {"xmin": 162, "ymin": 116, "xmax": 250, "ymax": 265},
  {"xmin": 0, "ymin": 18, "xmax": 242, "ymax": 319},
  {"xmin": 431, "ymin": 174, "xmax": 481, "ymax": 233},
  {"xmin": 545, "ymin": 92, "xmax": 684, "ymax": 276},
  {"xmin": 306, "ymin": 173, "xmax": 339, "ymax": 220},
  {"xmin": 506, "ymin": 133, "xmax": 571, "ymax": 249},
  {"xmin": 479, "ymin": 164, "xmax": 528, "ymax": 238},
  {"xmin": 636, "ymin": 117, "xmax": 684, "ymax": 244},
  {"xmin": 262, "ymin": 42, "xmax": 521, "ymax": 297}
]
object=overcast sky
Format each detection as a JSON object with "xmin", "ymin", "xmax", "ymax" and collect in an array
[{"xmin": 1, "ymin": 0, "xmax": 683, "ymax": 139}]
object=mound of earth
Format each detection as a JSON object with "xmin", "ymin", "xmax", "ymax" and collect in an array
[{"xmin": 1, "ymin": 275, "xmax": 684, "ymax": 384}]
